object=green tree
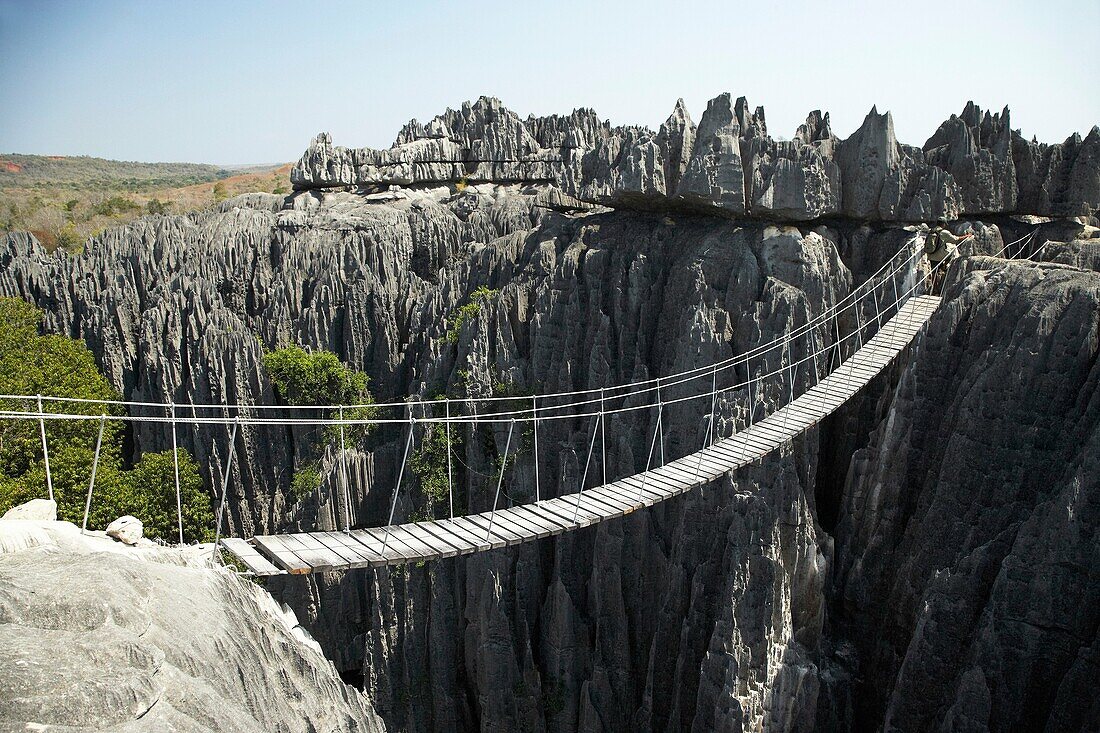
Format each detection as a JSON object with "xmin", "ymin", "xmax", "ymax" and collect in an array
[
  {"xmin": 212, "ymin": 181, "xmax": 228, "ymax": 203},
  {"xmin": 56, "ymin": 222, "xmax": 82, "ymax": 253},
  {"xmin": 446, "ymin": 286, "xmax": 498, "ymax": 344},
  {"xmin": 263, "ymin": 345, "xmax": 370, "ymax": 406},
  {"xmin": 263, "ymin": 345, "xmax": 377, "ymax": 497},
  {"xmin": 145, "ymin": 198, "xmax": 172, "ymax": 216},
  {"xmin": 0, "ymin": 298, "xmax": 212, "ymax": 542}
]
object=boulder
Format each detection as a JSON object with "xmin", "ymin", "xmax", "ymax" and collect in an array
[
  {"xmin": 106, "ymin": 515, "xmax": 143, "ymax": 545},
  {"xmin": 1, "ymin": 499, "xmax": 57, "ymax": 521}
]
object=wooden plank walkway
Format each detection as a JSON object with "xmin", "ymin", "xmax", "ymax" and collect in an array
[{"xmin": 226, "ymin": 295, "xmax": 941, "ymax": 574}]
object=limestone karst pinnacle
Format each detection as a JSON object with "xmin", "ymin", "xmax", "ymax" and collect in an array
[{"xmin": 292, "ymin": 95, "xmax": 1100, "ymax": 220}]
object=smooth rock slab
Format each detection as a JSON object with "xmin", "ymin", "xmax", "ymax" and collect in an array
[
  {"xmin": 106, "ymin": 515, "xmax": 143, "ymax": 545},
  {"xmin": 1, "ymin": 498, "xmax": 57, "ymax": 521}
]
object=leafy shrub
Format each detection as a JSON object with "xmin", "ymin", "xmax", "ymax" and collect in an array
[
  {"xmin": 290, "ymin": 462, "xmax": 321, "ymax": 500},
  {"xmin": 446, "ymin": 286, "xmax": 498, "ymax": 344},
  {"xmin": 0, "ymin": 297, "xmax": 211, "ymax": 542},
  {"xmin": 90, "ymin": 195, "xmax": 141, "ymax": 218},
  {"xmin": 263, "ymin": 345, "xmax": 371, "ymax": 406},
  {"xmin": 145, "ymin": 198, "xmax": 172, "ymax": 215},
  {"xmin": 264, "ymin": 345, "xmax": 378, "ymax": 502}
]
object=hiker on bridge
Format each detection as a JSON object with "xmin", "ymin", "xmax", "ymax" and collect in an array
[{"xmin": 924, "ymin": 218, "xmax": 972, "ymax": 294}]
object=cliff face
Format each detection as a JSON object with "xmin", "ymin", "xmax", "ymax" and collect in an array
[
  {"xmin": 1, "ymin": 94, "xmax": 1099, "ymax": 732},
  {"xmin": 0, "ymin": 520, "xmax": 386, "ymax": 732},
  {"xmin": 292, "ymin": 96, "xmax": 1100, "ymax": 220},
  {"xmin": 824, "ymin": 259, "xmax": 1100, "ymax": 732}
]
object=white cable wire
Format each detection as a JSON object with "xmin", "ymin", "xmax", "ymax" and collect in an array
[{"xmin": 0, "ymin": 252, "xmax": 941, "ymax": 428}]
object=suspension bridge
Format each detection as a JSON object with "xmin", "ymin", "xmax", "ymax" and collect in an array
[{"xmin": 0, "ymin": 230, "xmax": 1037, "ymax": 576}]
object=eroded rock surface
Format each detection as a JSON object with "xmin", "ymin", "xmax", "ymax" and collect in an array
[
  {"xmin": 824, "ymin": 260, "xmax": 1100, "ymax": 732},
  {"xmin": 0, "ymin": 521, "xmax": 386, "ymax": 732},
  {"xmin": 1, "ymin": 98, "xmax": 1098, "ymax": 730},
  {"xmin": 291, "ymin": 96, "xmax": 1100, "ymax": 221}
]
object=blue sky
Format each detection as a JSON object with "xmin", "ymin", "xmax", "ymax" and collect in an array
[{"xmin": 1, "ymin": 0, "xmax": 1097, "ymax": 165}]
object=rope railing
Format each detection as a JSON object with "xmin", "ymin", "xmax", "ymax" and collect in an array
[{"xmin": 0, "ymin": 228, "xmax": 977, "ymax": 558}]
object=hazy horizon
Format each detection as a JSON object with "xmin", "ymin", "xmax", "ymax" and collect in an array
[{"xmin": 2, "ymin": 0, "xmax": 1097, "ymax": 166}]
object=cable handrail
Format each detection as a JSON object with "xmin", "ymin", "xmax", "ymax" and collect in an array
[
  {"xmin": 2, "ymin": 222, "xmax": 1024, "ymax": 429},
  {"xmin": 0, "ymin": 251, "xmax": 939, "ymax": 427},
  {"xmin": 0, "ymin": 236, "xmax": 924, "ymax": 416}
]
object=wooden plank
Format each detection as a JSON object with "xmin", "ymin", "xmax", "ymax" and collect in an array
[
  {"xmin": 614, "ymin": 475, "xmax": 672, "ymax": 506},
  {"xmin": 516, "ymin": 503, "xmax": 573, "ymax": 532},
  {"xmin": 253, "ymin": 534, "xmax": 312, "ymax": 575},
  {"xmin": 448, "ymin": 516, "xmax": 509, "ymax": 550},
  {"xmin": 540, "ymin": 497, "xmax": 600, "ymax": 527},
  {"xmin": 426, "ymin": 518, "xmax": 494, "ymax": 552},
  {"xmin": 320, "ymin": 531, "xmax": 383, "ymax": 567},
  {"xmin": 463, "ymin": 513, "xmax": 526, "ymax": 545},
  {"xmin": 416, "ymin": 520, "xmax": 478, "ymax": 556},
  {"xmin": 292, "ymin": 532, "xmax": 352, "ymax": 571},
  {"xmin": 280, "ymin": 534, "xmax": 338, "ymax": 572},
  {"xmin": 380, "ymin": 524, "xmax": 440, "ymax": 561},
  {"xmin": 351, "ymin": 527, "xmax": 415, "ymax": 564},
  {"xmin": 509, "ymin": 504, "xmax": 568, "ymax": 536},
  {"xmin": 407, "ymin": 521, "xmax": 468, "ymax": 558},
  {"xmin": 496, "ymin": 506, "xmax": 555, "ymax": 539},
  {"xmin": 308, "ymin": 532, "xmax": 374, "ymax": 569},
  {"xmin": 221, "ymin": 537, "xmax": 283, "ymax": 576},
  {"xmin": 584, "ymin": 485, "xmax": 642, "ymax": 514},
  {"xmin": 400, "ymin": 522, "xmax": 461, "ymax": 559},
  {"xmin": 571, "ymin": 490, "xmax": 625, "ymax": 519}
]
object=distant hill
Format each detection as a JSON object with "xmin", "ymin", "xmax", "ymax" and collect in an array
[
  {"xmin": 0, "ymin": 156, "xmax": 291, "ymax": 252},
  {"xmin": 0, "ymin": 153, "xmax": 232, "ymax": 191}
]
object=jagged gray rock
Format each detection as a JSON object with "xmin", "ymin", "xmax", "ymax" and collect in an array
[
  {"xmin": 1, "ymin": 107, "xmax": 1098, "ymax": 731},
  {"xmin": 290, "ymin": 96, "xmax": 1100, "ymax": 222},
  {"xmin": 0, "ymin": 522, "xmax": 386, "ymax": 732},
  {"xmin": 824, "ymin": 259, "xmax": 1100, "ymax": 732}
]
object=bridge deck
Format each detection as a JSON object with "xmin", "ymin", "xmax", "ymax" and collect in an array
[{"xmin": 227, "ymin": 295, "xmax": 941, "ymax": 575}]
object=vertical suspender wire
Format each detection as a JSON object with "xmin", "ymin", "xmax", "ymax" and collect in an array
[
  {"xmin": 445, "ymin": 400, "xmax": 454, "ymax": 522},
  {"xmin": 171, "ymin": 402, "xmax": 183, "ymax": 544},
  {"xmin": 36, "ymin": 394, "xmax": 53, "ymax": 501},
  {"xmin": 854, "ymin": 284, "xmax": 864, "ymax": 350},
  {"xmin": 532, "ymin": 395, "xmax": 540, "ymax": 502},
  {"xmin": 811, "ymin": 325, "xmax": 821, "ymax": 388},
  {"xmin": 212, "ymin": 416, "xmax": 240, "ymax": 566},
  {"xmin": 741, "ymin": 355, "xmax": 756, "ymax": 466},
  {"xmin": 82, "ymin": 413, "xmax": 106, "ymax": 534},
  {"xmin": 656, "ymin": 377, "xmax": 665, "ymax": 467},
  {"xmin": 872, "ymin": 279, "xmax": 883, "ymax": 331},
  {"xmin": 780, "ymin": 336, "xmax": 793, "ymax": 438},
  {"xmin": 892, "ymin": 267, "xmax": 902, "ymax": 320},
  {"xmin": 339, "ymin": 405, "xmax": 351, "ymax": 533},
  {"xmin": 637, "ymin": 398, "xmax": 662, "ymax": 503},
  {"xmin": 820, "ymin": 312, "xmax": 836, "ymax": 415},
  {"xmin": 486, "ymin": 419, "xmax": 516, "ymax": 540},
  {"xmin": 572, "ymin": 415, "xmax": 600, "ymax": 523},
  {"xmin": 707, "ymin": 365, "xmax": 718, "ymax": 448},
  {"xmin": 382, "ymin": 417, "xmax": 416, "ymax": 554},
  {"xmin": 599, "ymin": 387, "xmax": 607, "ymax": 487}
]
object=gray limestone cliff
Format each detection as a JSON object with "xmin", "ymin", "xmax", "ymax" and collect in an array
[
  {"xmin": 0, "ymin": 520, "xmax": 386, "ymax": 732},
  {"xmin": 1, "ymin": 94, "xmax": 1098, "ymax": 732},
  {"xmin": 291, "ymin": 96, "xmax": 1100, "ymax": 221}
]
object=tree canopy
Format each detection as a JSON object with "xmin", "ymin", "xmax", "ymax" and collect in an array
[{"xmin": 0, "ymin": 297, "xmax": 212, "ymax": 542}]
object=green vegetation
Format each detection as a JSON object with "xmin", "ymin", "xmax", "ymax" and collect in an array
[
  {"xmin": 446, "ymin": 286, "xmax": 498, "ymax": 344},
  {"xmin": 0, "ymin": 157, "xmax": 291, "ymax": 252},
  {"xmin": 290, "ymin": 461, "xmax": 321, "ymax": 500},
  {"xmin": 0, "ymin": 154, "xmax": 230, "ymax": 191},
  {"xmin": 0, "ymin": 298, "xmax": 212, "ymax": 542},
  {"xmin": 409, "ymin": 399, "xmax": 464, "ymax": 516},
  {"xmin": 263, "ymin": 345, "xmax": 378, "ymax": 500},
  {"xmin": 90, "ymin": 195, "xmax": 141, "ymax": 218}
]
